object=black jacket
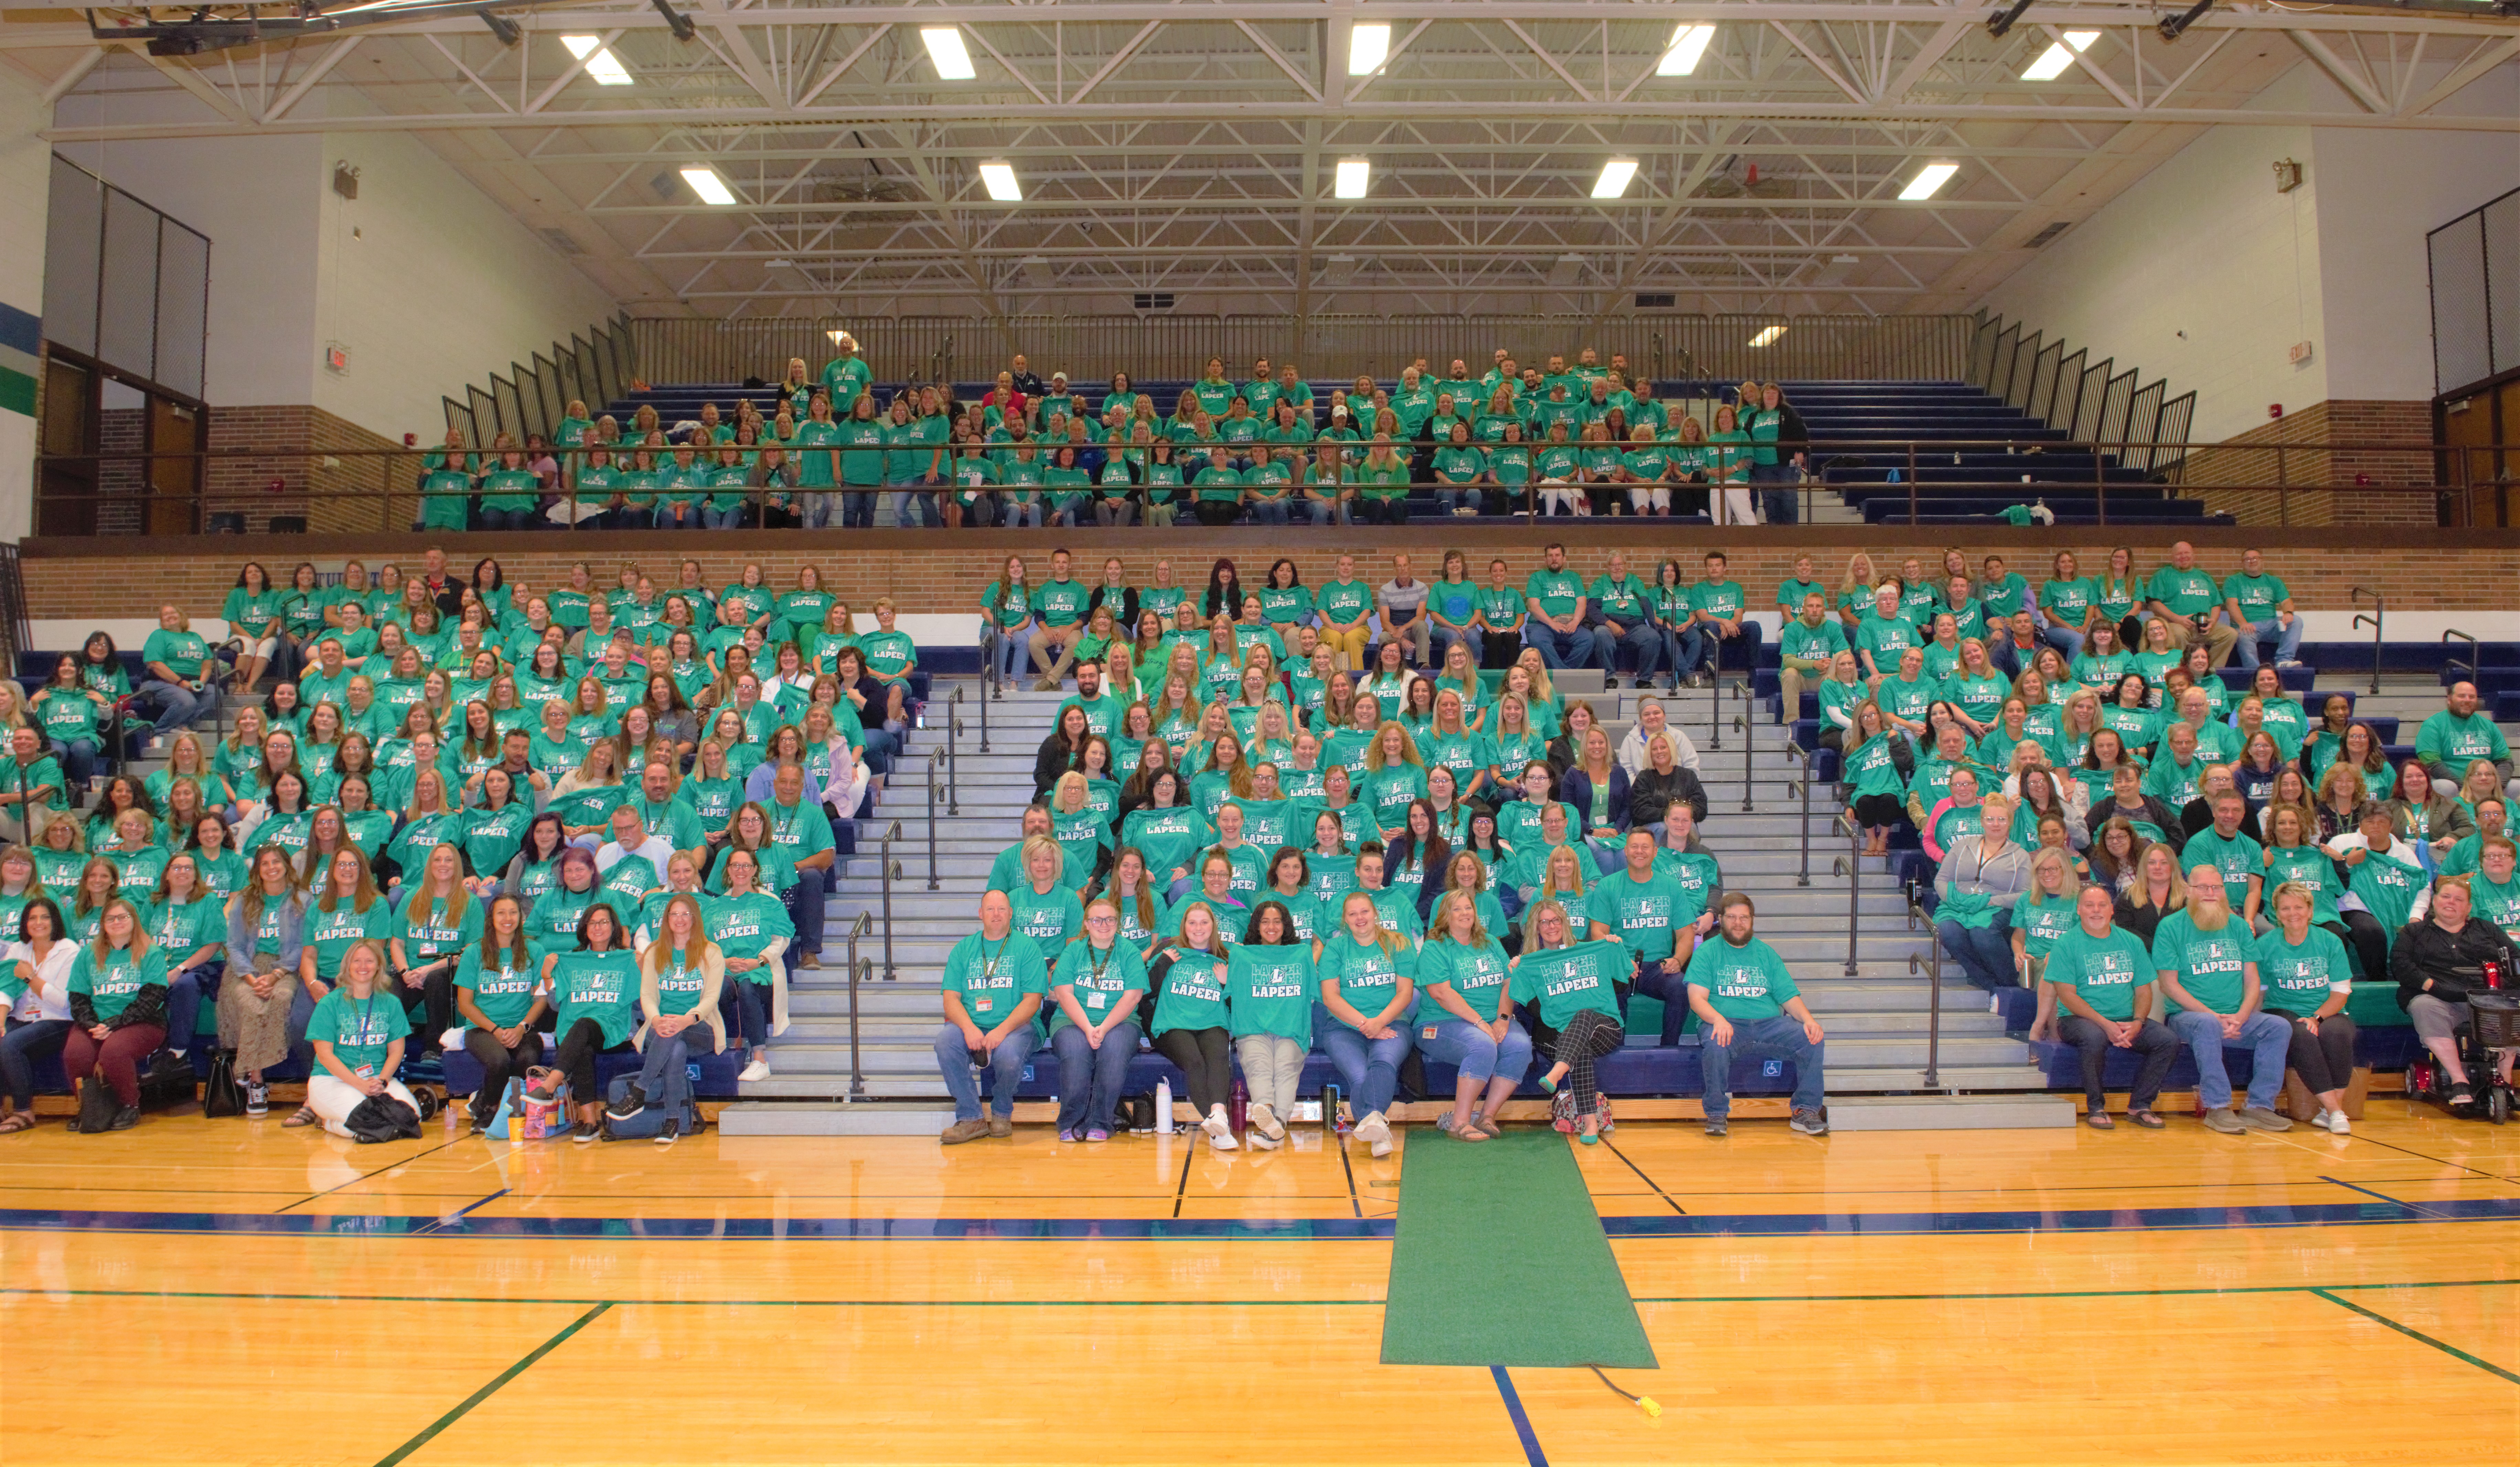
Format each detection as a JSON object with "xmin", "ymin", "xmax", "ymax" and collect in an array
[
  {"xmin": 1087, "ymin": 585, "xmax": 1138, "ymax": 630},
  {"xmin": 1031, "ymin": 732, "xmax": 1080, "ymax": 801},
  {"xmin": 1629, "ymin": 765, "xmax": 1709, "ymax": 828},
  {"xmin": 2392, "ymin": 916, "xmax": 2520, "ymax": 1010},
  {"xmin": 2083, "ymin": 796, "xmax": 2184, "ymax": 853}
]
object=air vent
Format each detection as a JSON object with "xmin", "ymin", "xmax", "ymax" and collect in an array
[
  {"xmin": 537, "ymin": 227, "xmax": 586, "ymax": 256},
  {"xmin": 2027, "ymin": 221, "xmax": 2071, "ymax": 248},
  {"xmin": 1132, "ymin": 292, "xmax": 1175, "ymax": 311},
  {"xmin": 1634, "ymin": 293, "xmax": 1675, "ymax": 309}
]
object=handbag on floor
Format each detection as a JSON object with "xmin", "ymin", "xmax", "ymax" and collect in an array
[
  {"xmin": 342, "ymin": 1093, "xmax": 422, "ymax": 1144},
  {"xmin": 74, "ymin": 1078, "xmax": 118, "ymax": 1133},
  {"xmin": 201, "ymin": 1049, "xmax": 245, "ymax": 1118}
]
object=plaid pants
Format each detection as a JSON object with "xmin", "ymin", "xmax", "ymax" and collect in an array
[{"xmin": 1548, "ymin": 1008, "xmax": 1625, "ymax": 1117}]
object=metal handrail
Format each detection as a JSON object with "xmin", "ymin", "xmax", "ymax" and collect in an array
[
  {"xmin": 1782, "ymin": 740, "xmax": 1814, "ymax": 887},
  {"xmin": 875, "ymin": 817, "xmax": 905, "ymax": 983},
  {"xmin": 945, "ymin": 684, "xmax": 965, "ymax": 812},
  {"xmin": 1703, "ymin": 662, "xmax": 1722, "ymax": 752},
  {"xmin": 1907, "ymin": 903, "xmax": 1944, "ymax": 1091},
  {"xmin": 1832, "ymin": 809, "xmax": 1860, "ymax": 976},
  {"xmin": 1731, "ymin": 681, "xmax": 1754, "ymax": 813},
  {"xmin": 841, "ymin": 909, "xmax": 875, "ymax": 1099},
  {"xmin": 2442, "ymin": 629, "xmax": 2480, "ymax": 687},
  {"xmin": 2350, "ymin": 587, "xmax": 2385, "ymax": 695},
  {"xmin": 924, "ymin": 750, "xmax": 943, "ymax": 890},
  {"xmin": 980, "ymin": 671, "xmax": 995, "ymax": 747},
  {"xmin": 980, "ymin": 630, "xmax": 1003, "ymax": 703}
]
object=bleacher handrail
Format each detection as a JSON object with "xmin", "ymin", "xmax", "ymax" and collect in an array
[
  {"xmin": 1906, "ymin": 908, "xmax": 1944, "ymax": 1092},
  {"xmin": 1782, "ymin": 739, "xmax": 1814, "ymax": 888},
  {"xmin": 945, "ymin": 686, "xmax": 965, "ymax": 813},
  {"xmin": 875, "ymin": 817, "xmax": 906, "ymax": 984},
  {"xmin": 2442, "ymin": 629, "xmax": 2480, "ymax": 686},
  {"xmin": 1730, "ymin": 680, "xmax": 1754, "ymax": 814},
  {"xmin": 841, "ymin": 909, "xmax": 875, "ymax": 1099},
  {"xmin": 925, "ymin": 752, "xmax": 943, "ymax": 892},
  {"xmin": 2350, "ymin": 588, "xmax": 2386, "ymax": 696},
  {"xmin": 1832, "ymin": 809, "xmax": 1861, "ymax": 977}
]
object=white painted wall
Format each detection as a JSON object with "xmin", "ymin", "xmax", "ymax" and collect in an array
[
  {"xmin": 313, "ymin": 125, "xmax": 620, "ymax": 442},
  {"xmin": 0, "ymin": 66, "xmax": 51, "ymax": 540},
  {"xmin": 1976, "ymin": 74, "xmax": 2326, "ymax": 444}
]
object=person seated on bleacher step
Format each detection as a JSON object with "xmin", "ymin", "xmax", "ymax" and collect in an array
[
  {"xmin": 2151, "ymin": 866, "xmax": 2293, "ymax": 1135},
  {"xmin": 2416, "ymin": 682, "xmax": 2517, "ymax": 804},
  {"xmin": 1685, "ymin": 892, "xmax": 1828, "ymax": 1138}
]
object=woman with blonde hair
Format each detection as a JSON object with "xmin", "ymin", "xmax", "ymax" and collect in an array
[
  {"xmin": 1417, "ymin": 887, "xmax": 1527, "ymax": 1140},
  {"xmin": 2013, "ymin": 846, "xmax": 2083, "ymax": 1042},
  {"xmin": 301, "ymin": 939, "xmax": 425, "ymax": 1137},
  {"xmin": 2113, "ymin": 840, "xmax": 2189, "ymax": 946},
  {"xmin": 61, "ymin": 897, "xmax": 168, "ymax": 1131},
  {"xmin": 1313, "ymin": 888, "xmax": 1416, "ymax": 1158}
]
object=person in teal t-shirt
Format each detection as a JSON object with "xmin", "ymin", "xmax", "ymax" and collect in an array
[
  {"xmin": 1504, "ymin": 901, "xmax": 1623, "ymax": 1141},
  {"xmin": 936, "ymin": 890, "xmax": 1049, "ymax": 1142},
  {"xmin": 1230, "ymin": 904, "xmax": 1317, "ymax": 1145},
  {"xmin": 1588, "ymin": 830, "xmax": 1707, "ymax": 1046},
  {"xmin": 2150, "ymin": 866, "xmax": 2293, "ymax": 1130},
  {"xmin": 1683, "ymin": 893, "xmax": 1827, "ymax": 1134},
  {"xmin": 1046, "ymin": 896, "xmax": 1150, "ymax": 1141},
  {"xmin": 2043, "ymin": 884, "xmax": 2180, "ymax": 1125},
  {"xmin": 303, "ymin": 940, "xmax": 423, "ymax": 1137},
  {"xmin": 541, "ymin": 902, "xmax": 640, "ymax": 1141},
  {"xmin": 1416, "ymin": 886, "xmax": 1531, "ymax": 1139},
  {"xmin": 1315, "ymin": 890, "xmax": 1417, "ymax": 1156},
  {"xmin": 2256, "ymin": 881, "xmax": 2359, "ymax": 1132}
]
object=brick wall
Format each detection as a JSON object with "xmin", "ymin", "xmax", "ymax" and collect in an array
[
  {"xmin": 21, "ymin": 525, "xmax": 2520, "ymax": 621},
  {"xmin": 2179, "ymin": 399, "xmax": 2435, "ymax": 528},
  {"xmin": 203, "ymin": 404, "xmax": 414, "ymax": 534}
]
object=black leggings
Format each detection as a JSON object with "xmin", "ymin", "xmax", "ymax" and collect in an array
[
  {"xmin": 1192, "ymin": 501, "xmax": 1243, "ymax": 527},
  {"xmin": 1152, "ymin": 1026, "xmax": 1233, "ymax": 1114},
  {"xmin": 2272, "ymin": 1010, "xmax": 2359, "ymax": 1094},
  {"xmin": 555, "ymin": 1017, "xmax": 628, "ymax": 1105},
  {"xmin": 1544, "ymin": 1008, "xmax": 1624, "ymax": 1117},
  {"xmin": 2325, "ymin": 915, "xmax": 2388, "ymax": 984},
  {"xmin": 461, "ymin": 1027, "xmax": 545, "ymax": 1115},
  {"xmin": 1851, "ymin": 794, "xmax": 1903, "ymax": 828}
]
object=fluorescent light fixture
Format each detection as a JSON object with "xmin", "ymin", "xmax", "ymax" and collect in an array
[
  {"xmin": 1658, "ymin": 24, "xmax": 1716, "ymax": 76},
  {"xmin": 920, "ymin": 26, "xmax": 976, "ymax": 80},
  {"xmin": 1748, "ymin": 325, "xmax": 1787, "ymax": 348},
  {"xmin": 2021, "ymin": 30, "xmax": 2099, "ymax": 81},
  {"xmin": 978, "ymin": 162, "xmax": 1022, "ymax": 202},
  {"xmin": 1899, "ymin": 162, "xmax": 1960, "ymax": 200},
  {"xmin": 1348, "ymin": 22, "xmax": 1391, "ymax": 75},
  {"xmin": 679, "ymin": 166, "xmax": 736, "ymax": 206},
  {"xmin": 560, "ymin": 34, "xmax": 633, "ymax": 85},
  {"xmin": 1591, "ymin": 158, "xmax": 1639, "ymax": 199},
  {"xmin": 1334, "ymin": 158, "xmax": 1370, "ymax": 199},
  {"xmin": 827, "ymin": 329, "xmax": 855, "ymax": 346}
]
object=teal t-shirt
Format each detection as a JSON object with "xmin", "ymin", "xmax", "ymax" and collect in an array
[
  {"xmin": 1507, "ymin": 938, "xmax": 1625, "ymax": 1028},
  {"xmin": 1683, "ymin": 936, "xmax": 1801, "ymax": 1021},
  {"xmin": 1413, "ymin": 936, "xmax": 1511, "ymax": 1026},
  {"xmin": 1585, "ymin": 869, "xmax": 1692, "ymax": 965},
  {"xmin": 1150, "ymin": 946, "xmax": 1233, "ymax": 1036},
  {"xmin": 943, "ymin": 930, "xmax": 1051, "ymax": 1031},
  {"xmin": 1047, "ymin": 940, "xmax": 1148, "ymax": 1037},
  {"xmin": 454, "ymin": 946, "xmax": 543, "ymax": 1029},
  {"xmin": 550, "ymin": 947, "xmax": 640, "ymax": 1047},
  {"xmin": 305, "ymin": 985, "xmax": 411, "ymax": 1077},
  {"xmin": 2147, "ymin": 910, "xmax": 2256, "ymax": 1015},
  {"xmin": 2255, "ymin": 925, "xmax": 2350, "ymax": 1017},
  {"xmin": 2044, "ymin": 922, "xmax": 2156, "ymax": 1022},
  {"xmin": 1317, "ymin": 931, "xmax": 1413, "ymax": 1028},
  {"xmin": 1228, "ymin": 943, "xmax": 1318, "ymax": 1043}
]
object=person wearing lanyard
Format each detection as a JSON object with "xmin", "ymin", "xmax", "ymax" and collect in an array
[
  {"xmin": 766, "ymin": 763, "xmax": 836, "ymax": 971},
  {"xmin": 390, "ymin": 843, "xmax": 482, "ymax": 1055},
  {"xmin": 936, "ymin": 890, "xmax": 1049, "ymax": 1145},
  {"xmin": 453, "ymin": 895, "xmax": 549, "ymax": 1133},
  {"xmin": 709, "ymin": 848, "xmax": 795, "ymax": 1084},
  {"xmin": 542, "ymin": 901, "xmax": 640, "ymax": 1143},
  {"xmin": 1046, "ymin": 897, "xmax": 1149, "ymax": 1143},
  {"xmin": 1148, "ymin": 901, "xmax": 1240, "ymax": 1150},
  {"xmin": 219, "ymin": 847, "xmax": 307, "ymax": 1122},
  {"xmin": 1314, "ymin": 890, "xmax": 1417, "ymax": 1158},
  {"xmin": 606, "ymin": 893, "xmax": 725, "ymax": 1145},
  {"xmin": 302, "ymin": 939, "xmax": 423, "ymax": 1138}
]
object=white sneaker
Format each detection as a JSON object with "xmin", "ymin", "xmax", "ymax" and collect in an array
[
  {"xmin": 2325, "ymin": 1110, "xmax": 2351, "ymax": 1135},
  {"xmin": 1356, "ymin": 1110, "xmax": 1393, "ymax": 1158},
  {"xmin": 1247, "ymin": 1101, "xmax": 1286, "ymax": 1141},
  {"xmin": 737, "ymin": 1059, "xmax": 771, "ymax": 1082},
  {"xmin": 1245, "ymin": 1128, "xmax": 1280, "ymax": 1149},
  {"xmin": 1201, "ymin": 1106, "xmax": 1238, "ymax": 1150}
]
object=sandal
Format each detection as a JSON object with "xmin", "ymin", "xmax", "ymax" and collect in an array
[
  {"xmin": 0, "ymin": 1112, "xmax": 34, "ymax": 1134},
  {"xmin": 2084, "ymin": 1110, "xmax": 2114, "ymax": 1130},
  {"xmin": 282, "ymin": 1105, "xmax": 320, "ymax": 1127},
  {"xmin": 2127, "ymin": 1109, "xmax": 2165, "ymax": 1129},
  {"xmin": 2448, "ymin": 1089, "xmax": 2475, "ymax": 1109}
]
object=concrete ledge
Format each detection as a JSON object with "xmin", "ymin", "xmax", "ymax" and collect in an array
[{"xmin": 1821, "ymin": 1094, "xmax": 2079, "ymax": 1131}]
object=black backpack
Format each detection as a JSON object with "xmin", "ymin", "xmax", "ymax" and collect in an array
[{"xmin": 342, "ymin": 1094, "xmax": 423, "ymax": 1144}]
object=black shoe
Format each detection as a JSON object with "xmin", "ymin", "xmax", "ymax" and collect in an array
[
  {"xmin": 1703, "ymin": 1118, "xmax": 1728, "ymax": 1137},
  {"xmin": 604, "ymin": 1084, "xmax": 648, "ymax": 1122},
  {"xmin": 109, "ymin": 1105, "xmax": 140, "ymax": 1131},
  {"xmin": 571, "ymin": 1121, "xmax": 600, "ymax": 1144},
  {"xmin": 1604, "ymin": 676, "xmax": 1620, "ymax": 689},
  {"xmin": 144, "ymin": 1051, "xmax": 192, "ymax": 1085},
  {"xmin": 654, "ymin": 1118, "xmax": 681, "ymax": 1148}
]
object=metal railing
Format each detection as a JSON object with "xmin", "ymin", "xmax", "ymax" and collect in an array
[
  {"xmin": 2442, "ymin": 629, "xmax": 2480, "ymax": 687},
  {"xmin": 1781, "ymin": 740, "xmax": 1814, "ymax": 887},
  {"xmin": 875, "ymin": 817, "xmax": 905, "ymax": 984},
  {"xmin": 841, "ymin": 909, "xmax": 875, "ymax": 1099},
  {"xmin": 1730, "ymin": 681, "xmax": 1754, "ymax": 813},
  {"xmin": 1906, "ymin": 903, "xmax": 1945, "ymax": 1091},
  {"xmin": 2350, "ymin": 587, "xmax": 2386, "ymax": 695},
  {"xmin": 924, "ymin": 751, "xmax": 943, "ymax": 891},
  {"xmin": 944, "ymin": 685, "xmax": 965, "ymax": 813},
  {"xmin": 1831, "ymin": 810, "xmax": 1861, "ymax": 977}
]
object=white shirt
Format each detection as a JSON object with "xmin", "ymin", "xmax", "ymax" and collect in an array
[
  {"xmin": 596, "ymin": 834, "xmax": 674, "ymax": 873},
  {"xmin": 6, "ymin": 938, "xmax": 76, "ymax": 1022},
  {"xmin": 1618, "ymin": 721, "xmax": 1701, "ymax": 775},
  {"xmin": 2319, "ymin": 832, "xmax": 2433, "ymax": 920}
]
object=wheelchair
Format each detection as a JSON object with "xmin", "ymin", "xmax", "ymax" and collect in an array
[{"xmin": 2403, "ymin": 990, "xmax": 2520, "ymax": 1124}]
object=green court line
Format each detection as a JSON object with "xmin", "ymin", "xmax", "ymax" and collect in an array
[
  {"xmin": 2310, "ymin": 1288, "xmax": 2520, "ymax": 1385},
  {"xmin": 9, "ymin": 1279, "xmax": 2516, "ymax": 1310},
  {"xmin": 373, "ymin": 1302, "xmax": 614, "ymax": 1467},
  {"xmin": 1381, "ymin": 1131, "xmax": 1656, "ymax": 1369}
]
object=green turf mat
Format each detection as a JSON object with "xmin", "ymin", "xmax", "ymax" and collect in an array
[{"xmin": 1380, "ymin": 1128, "xmax": 1658, "ymax": 1368}]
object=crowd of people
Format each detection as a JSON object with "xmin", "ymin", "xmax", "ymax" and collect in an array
[
  {"xmin": 3, "ymin": 534, "xmax": 2512, "ymax": 1148},
  {"xmin": 411, "ymin": 339, "xmax": 1816, "ymax": 532}
]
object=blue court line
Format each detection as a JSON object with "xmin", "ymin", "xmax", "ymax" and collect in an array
[
  {"xmin": 8, "ymin": 1196, "xmax": 2520, "ymax": 1240},
  {"xmin": 1489, "ymin": 1366, "xmax": 1549, "ymax": 1467}
]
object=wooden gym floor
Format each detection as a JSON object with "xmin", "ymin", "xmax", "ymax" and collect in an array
[{"xmin": 3, "ymin": 1099, "xmax": 2517, "ymax": 1466}]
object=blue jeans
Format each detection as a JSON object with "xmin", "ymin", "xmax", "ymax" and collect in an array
[
  {"xmin": 481, "ymin": 507, "xmax": 539, "ymax": 531},
  {"xmin": 898, "ymin": 488, "xmax": 943, "ymax": 527},
  {"xmin": 1315, "ymin": 1003, "xmax": 1411, "ymax": 1116},
  {"xmin": 1596, "ymin": 618, "xmax": 1663, "ymax": 683},
  {"xmin": 140, "ymin": 679, "xmax": 220, "ymax": 736},
  {"xmin": 1, "ymin": 1017, "xmax": 73, "ymax": 1108},
  {"xmin": 1694, "ymin": 620, "xmax": 1763, "ymax": 679},
  {"xmin": 1699, "ymin": 1014, "xmax": 1826, "ymax": 1120},
  {"xmin": 635, "ymin": 1021, "xmax": 709, "ymax": 1114},
  {"xmin": 1936, "ymin": 913, "xmax": 2017, "ymax": 992},
  {"xmin": 163, "ymin": 960, "xmax": 226, "ymax": 1052},
  {"xmin": 2166, "ymin": 1008, "xmax": 2292, "ymax": 1111},
  {"xmin": 49, "ymin": 738, "xmax": 99, "ymax": 788},
  {"xmin": 1433, "ymin": 485, "xmax": 1483, "ymax": 515},
  {"xmin": 1523, "ymin": 620, "xmax": 1596, "ymax": 669},
  {"xmin": 782, "ymin": 865, "xmax": 829, "ymax": 956},
  {"xmin": 1750, "ymin": 461, "xmax": 1798, "ymax": 524},
  {"xmin": 859, "ymin": 727, "xmax": 900, "ymax": 777},
  {"xmin": 840, "ymin": 489, "xmax": 879, "ymax": 528},
  {"xmin": 1416, "ymin": 1015, "xmax": 1533, "ymax": 1087},
  {"xmin": 1050, "ymin": 1020, "xmax": 1140, "ymax": 1133},
  {"xmin": 1655, "ymin": 624, "xmax": 1706, "ymax": 685},
  {"xmin": 934, "ymin": 1022, "xmax": 1037, "ymax": 1121},
  {"xmin": 1305, "ymin": 497, "xmax": 1351, "ymax": 525},
  {"xmin": 701, "ymin": 505, "xmax": 745, "ymax": 530},
  {"xmin": 1431, "ymin": 624, "xmax": 1482, "ymax": 669},
  {"xmin": 984, "ymin": 625, "xmax": 1031, "ymax": 683},
  {"xmin": 728, "ymin": 977, "xmax": 773, "ymax": 1051},
  {"xmin": 2038, "ymin": 621, "xmax": 2085, "ymax": 660},
  {"xmin": 1001, "ymin": 501, "xmax": 1042, "ymax": 528},
  {"xmin": 2234, "ymin": 618, "xmax": 2303, "ymax": 668},
  {"xmin": 1250, "ymin": 499, "xmax": 1291, "ymax": 525}
]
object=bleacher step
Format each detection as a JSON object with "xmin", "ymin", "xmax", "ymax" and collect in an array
[
  {"xmin": 1820, "ymin": 1093, "xmax": 2079, "ymax": 1129},
  {"xmin": 716, "ymin": 1101, "xmax": 954, "ymax": 1136}
]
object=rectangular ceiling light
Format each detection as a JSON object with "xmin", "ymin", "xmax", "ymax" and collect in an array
[
  {"xmin": 1334, "ymin": 158, "xmax": 1370, "ymax": 199},
  {"xmin": 2021, "ymin": 30, "xmax": 2100, "ymax": 81},
  {"xmin": 679, "ymin": 166, "xmax": 736, "ymax": 206},
  {"xmin": 920, "ymin": 26, "xmax": 976, "ymax": 80},
  {"xmin": 1899, "ymin": 162, "xmax": 1960, "ymax": 200},
  {"xmin": 826, "ymin": 329, "xmax": 854, "ymax": 346},
  {"xmin": 978, "ymin": 162, "xmax": 1022, "ymax": 202},
  {"xmin": 1348, "ymin": 22, "xmax": 1390, "ymax": 76},
  {"xmin": 1658, "ymin": 24, "xmax": 1716, "ymax": 76},
  {"xmin": 559, "ymin": 34, "xmax": 633, "ymax": 85},
  {"xmin": 1591, "ymin": 158, "xmax": 1639, "ymax": 199},
  {"xmin": 1748, "ymin": 325, "xmax": 1786, "ymax": 348}
]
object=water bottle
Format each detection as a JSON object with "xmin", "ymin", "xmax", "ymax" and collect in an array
[
  {"xmin": 1229, "ymin": 1077, "xmax": 1248, "ymax": 1134},
  {"xmin": 1155, "ymin": 1078, "xmax": 1175, "ymax": 1133},
  {"xmin": 1323, "ymin": 1082, "xmax": 1347, "ymax": 1133}
]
